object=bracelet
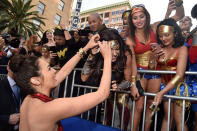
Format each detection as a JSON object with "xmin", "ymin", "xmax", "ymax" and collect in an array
[
  {"xmin": 170, "ymin": 75, "xmax": 182, "ymax": 85},
  {"xmin": 175, "ymin": 0, "xmax": 183, "ymax": 7},
  {"xmin": 130, "ymin": 82, "xmax": 136, "ymax": 87},
  {"xmin": 131, "ymin": 75, "xmax": 136, "ymax": 83},
  {"xmin": 77, "ymin": 48, "xmax": 86, "ymax": 58}
]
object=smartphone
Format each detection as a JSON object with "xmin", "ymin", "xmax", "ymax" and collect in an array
[
  {"xmin": 49, "ymin": 46, "xmax": 56, "ymax": 53},
  {"xmin": 78, "ymin": 29, "xmax": 91, "ymax": 36},
  {"xmin": 150, "ymin": 43, "xmax": 162, "ymax": 54}
]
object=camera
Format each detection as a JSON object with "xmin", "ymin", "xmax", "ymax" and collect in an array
[
  {"xmin": 10, "ymin": 38, "xmax": 20, "ymax": 48},
  {"xmin": 78, "ymin": 29, "xmax": 91, "ymax": 36},
  {"xmin": 1, "ymin": 34, "xmax": 11, "ymax": 45}
]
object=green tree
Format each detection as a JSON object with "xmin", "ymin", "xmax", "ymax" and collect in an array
[{"xmin": 0, "ymin": 0, "xmax": 45, "ymax": 38}]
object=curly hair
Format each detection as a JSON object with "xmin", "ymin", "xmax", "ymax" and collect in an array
[
  {"xmin": 91, "ymin": 29, "xmax": 132, "ymax": 83},
  {"xmin": 9, "ymin": 55, "xmax": 40, "ymax": 95},
  {"xmin": 156, "ymin": 18, "xmax": 185, "ymax": 48},
  {"xmin": 128, "ymin": 5, "xmax": 151, "ymax": 44}
]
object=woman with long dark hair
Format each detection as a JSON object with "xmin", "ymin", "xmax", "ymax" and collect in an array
[
  {"xmin": 41, "ymin": 29, "xmax": 55, "ymax": 47},
  {"xmin": 81, "ymin": 29, "xmax": 133, "ymax": 130},
  {"xmin": 126, "ymin": 1, "xmax": 184, "ymax": 130}
]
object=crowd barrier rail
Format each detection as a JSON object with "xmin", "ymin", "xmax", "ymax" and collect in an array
[
  {"xmin": 60, "ymin": 68, "xmax": 197, "ymax": 131},
  {"xmin": 1, "ymin": 66, "xmax": 197, "ymax": 131}
]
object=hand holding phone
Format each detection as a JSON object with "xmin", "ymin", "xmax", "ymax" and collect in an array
[{"xmin": 150, "ymin": 43, "xmax": 164, "ymax": 56}]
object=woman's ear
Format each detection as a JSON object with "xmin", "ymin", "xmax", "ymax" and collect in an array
[{"xmin": 30, "ymin": 77, "xmax": 41, "ymax": 86}]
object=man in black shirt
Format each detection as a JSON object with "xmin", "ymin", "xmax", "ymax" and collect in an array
[{"xmin": 54, "ymin": 28, "xmax": 73, "ymax": 67}]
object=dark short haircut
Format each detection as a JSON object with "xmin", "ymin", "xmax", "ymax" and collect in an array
[
  {"xmin": 156, "ymin": 18, "xmax": 185, "ymax": 48},
  {"xmin": 53, "ymin": 29, "xmax": 65, "ymax": 37}
]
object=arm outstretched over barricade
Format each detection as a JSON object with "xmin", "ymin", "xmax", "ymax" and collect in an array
[{"xmin": 10, "ymin": 34, "xmax": 113, "ymax": 131}]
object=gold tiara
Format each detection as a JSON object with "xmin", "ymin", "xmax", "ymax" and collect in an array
[
  {"xmin": 46, "ymin": 29, "xmax": 54, "ymax": 33},
  {"xmin": 108, "ymin": 40, "xmax": 119, "ymax": 49},
  {"xmin": 131, "ymin": 7, "xmax": 144, "ymax": 15},
  {"xmin": 158, "ymin": 25, "xmax": 175, "ymax": 35}
]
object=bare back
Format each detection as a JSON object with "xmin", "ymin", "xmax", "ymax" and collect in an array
[{"xmin": 19, "ymin": 96, "xmax": 58, "ymax": 131}]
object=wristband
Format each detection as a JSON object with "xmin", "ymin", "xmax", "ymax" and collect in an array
[
  {"xmin": 170, "ymin": 75, "xmax": 182, "ymax": 85},
  {"xmin": 77, "ymin": 48, "xmax": 86, "ymax": 58}
]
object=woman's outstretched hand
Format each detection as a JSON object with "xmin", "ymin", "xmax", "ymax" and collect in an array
[
  {"xmin": 99, "ymin": 41, "xmax": 112, "ymax": 60},
  {"xmin": 84, "ymin": 34, "xmax": 100, "ymax": 52}
]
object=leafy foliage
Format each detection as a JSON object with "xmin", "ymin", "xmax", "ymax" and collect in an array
[{"xmin": 0, "ymin": 0, "xmax": 45, "ymax": 38}]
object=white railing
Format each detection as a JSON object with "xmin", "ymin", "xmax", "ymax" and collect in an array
[{"xmin": 58, "ymin": 68, "xmax": 197, "ymax": 131}]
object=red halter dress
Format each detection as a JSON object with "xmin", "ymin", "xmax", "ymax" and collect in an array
[{"xmin": 31, "ymin": 93, "xmax": 63, "ymax": 131}]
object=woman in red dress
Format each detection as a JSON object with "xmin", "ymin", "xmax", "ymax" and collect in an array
[
  {"xmin": 126, "ymin": 1, "xmax": 184, "ymax": 130},
  {"xmin": 154, "ymin": 18, "xmax": 188, "ymax": 131},
  {"xmin": 11, "ymin": 34, "xmax": 113, "ymax": 131}
]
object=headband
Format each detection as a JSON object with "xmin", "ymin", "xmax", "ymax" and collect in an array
[
  {"xmin": 46, "ymin": 29, "xmax": 54, "ymax": 33},
  {"xmin": 108, "ymin": 40, "xmax": 119, "ymax": 49},
  {"xmin": 158, "ymin": 25, "xmax": 175, "ymax": 35},
  {"xmin": 131, "ymin": 7, "xmax": 144, "ymax": 15}
]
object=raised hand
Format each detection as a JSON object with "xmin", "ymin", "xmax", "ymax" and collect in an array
[
  {"xmin": 165, "ymin": 0, "xmax": 176, "ymax": 19},
  {"xmin": 99, "ymin": 41, "xmax": 112, "ymax": 60},
  {"xmin": 84, "ymin": 34, "xmax": 100, "ymax": 52}
]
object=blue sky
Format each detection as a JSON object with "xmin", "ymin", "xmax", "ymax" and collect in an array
[{"xmin": 73, "ymin": 0, "xmax": 197, "ymax": 29}]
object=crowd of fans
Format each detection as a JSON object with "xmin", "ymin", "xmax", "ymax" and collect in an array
[{"xmin": 0, "ymin": 0, "xmax": 197, "ymax": 131}]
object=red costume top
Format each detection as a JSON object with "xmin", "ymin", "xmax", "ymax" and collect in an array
[
  {"xmin": 134, "ymin": 29, "xmax": 157, "ymax": 69},
  {"xmin": 188, "ymin": 38, "xmax": 197, "ymax": 64},
  {"xmin": 157, "ymin": 50, "xmax": 179, "ymax": 85},
  {"xmin": 31, "ymin": 93, "xmax": 63, "ymax": 131}
]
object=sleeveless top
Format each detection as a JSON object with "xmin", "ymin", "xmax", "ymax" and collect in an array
[
  {"xmin": 31, "ymin": 93, "xmax": 63, "ymax": 131},
  {"xmin": 134, "ymin": 29, "xmax": 157, "ymax": 69},
  {"xmin": 157, "ymin": 50, "xmax": 179, "ymax": 85}
]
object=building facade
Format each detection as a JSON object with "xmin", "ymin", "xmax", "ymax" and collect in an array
[
  {"xmin": 30, "ymin": 0, "xmax": 74, "ymax": 31},
  {"xmin": 68, "ymin": 0, "xmax": 131, "ymax": 30}
]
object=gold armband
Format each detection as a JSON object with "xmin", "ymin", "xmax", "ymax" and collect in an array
[
  {"xmin": 131, "ymin": 75, "xmax": 136, "ymax": 85},
  {"xmin": 170, "ymin": 75, "xmax": 182, "ymax": 85},
  {"xmin": 77, "ymin": 48, "xmax": 86, "ymax": 58}
]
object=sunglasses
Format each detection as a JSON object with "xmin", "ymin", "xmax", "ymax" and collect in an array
[{"xmin": 131, "ymin": 4, "xmax": 145, "ymax": 10}]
